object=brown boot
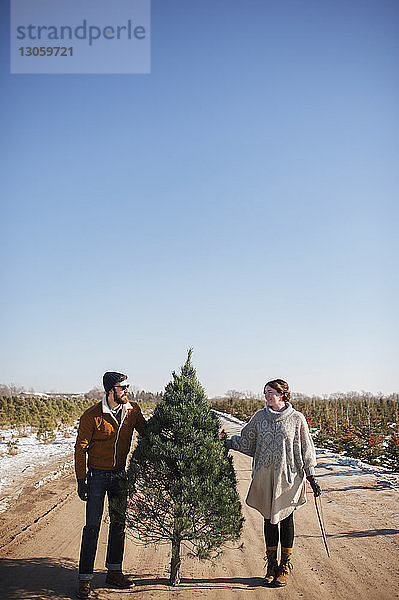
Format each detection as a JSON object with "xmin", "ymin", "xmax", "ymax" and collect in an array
[
  {"xmin": 105, "ymin": 570, "xmax": 134, "ymax": 589},
  {"xmin": 275, "ymin": 547, "xmax": 293, "ymax": 587},
  {"xmin": 263, "ymin": 546, "xmax": 278, "ymax": 586},
  {"xmin": 76, "ymin": 580, "xmax": 91, "ymax": 599}
]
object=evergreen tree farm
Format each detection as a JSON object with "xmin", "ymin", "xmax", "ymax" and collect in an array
[{"xmin": 126, "ymin": 351, "xmax": 243, "ymax": 585}]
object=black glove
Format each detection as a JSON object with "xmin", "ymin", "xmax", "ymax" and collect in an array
[
  {"xmin": 225, "ymin": 438, "xmax": 233, "ymax": 451},
  {"xmin": 306, "ymin": 475, "xmax": 321, "ymax": 497},
  {"xmin": 77, "ymin": 479, "xmax": 89, "ymax": 501}
]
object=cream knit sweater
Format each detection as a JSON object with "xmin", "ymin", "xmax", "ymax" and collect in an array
[{"xmin": 229, "ymin": 403, "xmax": 317, "ymax": 523}]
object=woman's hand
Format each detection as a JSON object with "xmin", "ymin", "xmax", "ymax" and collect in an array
[{"xmin": 306, "ymin": 475, "xmax": 321, "ymax": 497}]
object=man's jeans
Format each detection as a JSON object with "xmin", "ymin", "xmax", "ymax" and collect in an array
[{"xmin": 78, "ymin": 467, "xmax": 128, "ymax": 580}]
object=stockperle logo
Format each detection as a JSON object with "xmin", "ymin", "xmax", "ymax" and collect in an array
[{"xmin": 11, "ymin": 0, "xmax": 151, "ymax": 74}]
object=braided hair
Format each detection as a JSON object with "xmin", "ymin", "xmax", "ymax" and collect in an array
[{"xmin": 264, "ymin": 379, "xmax": 291, "ymax": 402}]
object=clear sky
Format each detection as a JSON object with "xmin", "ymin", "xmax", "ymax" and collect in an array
[{"xmin": 1, "ymin": 0, "xmax": 398, "ymax": 397}]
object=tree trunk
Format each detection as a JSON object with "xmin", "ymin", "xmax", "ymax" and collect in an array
[{"xmin": 169, "ymin": 534, "xmax": 181, "ymax": 585}]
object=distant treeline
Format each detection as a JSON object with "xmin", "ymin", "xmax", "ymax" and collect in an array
[
  {"xmin": 0, "ymin": 383, "xmax": 163, "ymax": 404},
  {"xmin": 212, "ymin": 391, "xmax": 399, "ymax": 472},
  {"xmin": 0, "ymin": 395, "xmax": 98, "ymax": 430},
  {"xmin": 84, "ymin": 387, "xmax": 163, "ymax": 403},
  {"xmin": 1, "ymin": 388, "xmax": 398, "ymax": 471},
  {"xmin": 0, "ymin": 391, "xmax": 158, "ymax": 448},
  {"xmin": 0, "ymin": 390, "xmax": 162, "ymax": 430}
]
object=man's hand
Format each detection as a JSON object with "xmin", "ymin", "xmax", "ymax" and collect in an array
[
  {"xmin": 306, "ymin": 475, "xmax": 321, "ymax": 497},
  {"xmin": 77, "ymin": 479, "xmax": 89, "ymax": 501}
]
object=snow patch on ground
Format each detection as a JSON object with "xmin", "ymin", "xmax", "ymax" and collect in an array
[
  {"xmin": 0, "ymin": 425, "xmax": 78, "ymax": 513},
  {"xmin": 314, "ymin": 448, "xmax": 399, "ymax": 489},
  {"xmin": 34, "ymin": 459, "xmax": 74, "ymax": 489},
  {"xmin": 213, "ymin": 410, "xmax": 245, "ymax": 427}
]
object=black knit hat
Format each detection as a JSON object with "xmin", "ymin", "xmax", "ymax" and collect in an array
[{"xmin": 103, "ymin": 371, "xmax": 127, "ymax": 393}]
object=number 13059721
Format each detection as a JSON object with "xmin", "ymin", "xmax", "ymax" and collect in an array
[{"xmin": 19, "ymin": 46, "xmax": 73, "ymax": 56}]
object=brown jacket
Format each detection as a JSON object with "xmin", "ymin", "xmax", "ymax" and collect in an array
[{"xmin": 74, "ymin": 397, "xmax": 147, "ymax": 480}]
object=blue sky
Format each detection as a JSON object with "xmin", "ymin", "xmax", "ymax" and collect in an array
[{"xmin": 1, "ymin": 0, "xmax": 398, "ymax": 396}]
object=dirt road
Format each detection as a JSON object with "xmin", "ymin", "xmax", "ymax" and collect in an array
[{"xmin": 1, "ymin": 418, "xmax": 399, "ymax": 600}]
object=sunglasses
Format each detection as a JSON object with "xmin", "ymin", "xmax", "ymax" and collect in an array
[{"xmin": 115, "ymin": 384, "xmax": 129, "ymax": 390}]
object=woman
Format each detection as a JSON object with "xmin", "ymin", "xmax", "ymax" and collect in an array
[{"xmin": 225, "ymin": 379, "xmax": 321, "ymax": 587}]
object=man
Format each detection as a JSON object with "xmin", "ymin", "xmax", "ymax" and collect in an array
[{"xmin": 75, "ymin": 371, "xmax": 147, "ymax": 599}]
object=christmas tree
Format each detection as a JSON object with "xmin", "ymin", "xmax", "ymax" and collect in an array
[{"xmin": 126, "ymin": 350, "xmax": 243, "ymax": 585}]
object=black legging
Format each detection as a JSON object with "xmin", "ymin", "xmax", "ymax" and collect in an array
[{"xmin": 264, "ymin": 512, "xmax": 294, "ymax": 548}]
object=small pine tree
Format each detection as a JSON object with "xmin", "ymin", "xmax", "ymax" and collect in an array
[
  {"xmin": 36, "ymin": 415, "xmax": 57, "ymax": 444},
  {"xmin": 333, "ymin": 423, "xmax": 364, "ymax": 458},
  {"xmin": 7, "ymin": 435, "xmax": 19, "ymax": 455},
  {"xmin": 126, "ymin": 350, "xmax": 243, "ymax": 585},
  {"xmin": 384, "ymin": 429, "xmax": 399, "ymax": 472}
]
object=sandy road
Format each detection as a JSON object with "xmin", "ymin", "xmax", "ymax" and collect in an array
[{"xmin": 1, "ymin": 418, "xmax": 399, "ymax": 600}]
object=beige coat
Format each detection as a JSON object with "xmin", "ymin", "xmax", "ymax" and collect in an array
[{"xmin": 230, "ymin": 404, "xmax": 316, "ymax": 524}]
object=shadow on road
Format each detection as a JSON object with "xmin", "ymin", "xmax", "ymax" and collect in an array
[
  {"xmin": 317, "ymin": 470, "xmax": 377, "ymax": 478},
  {"xmin": 330, "ymin": 528, "xmax": 399, "ymax": 538},
  {"xmin": 299, "ymin": 528, "xmax": 399, "ymax": 540},
  {"xmin": 0, "ymin": 557, "xmax": 78, "ymax": 599},
  {"xmin": 133, "ymin": 575, "xmax": 265, "ymax": 590},
  {"xmin": 0, "ymin": 559, "xmax": 266, "ymax": 597}
]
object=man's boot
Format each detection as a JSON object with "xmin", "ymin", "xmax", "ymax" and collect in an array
[
  {"xmin": 263, "ymin": 546, "xmax": 278, "ymax": 586},
  {"xmin": 76, "ymin": 580, "xmax": 91, "ymax": 599},
  {"xmin": 105, "ymin": 570, "xmax": 134, "ymax": 589},
  {"xmin": 274, "ymin": 547, "xmax": 293, "ymax": 587}
]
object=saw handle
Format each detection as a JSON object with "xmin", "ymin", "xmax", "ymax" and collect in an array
[{"xmin": 306, "ymin": 474, "xmax": 321, "ymax": 497}]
